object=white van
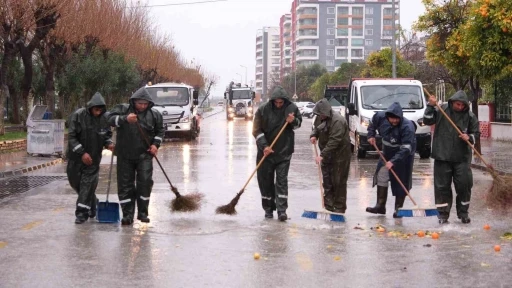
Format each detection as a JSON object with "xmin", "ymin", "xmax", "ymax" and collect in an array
[
  {"xmin": 145, "ymin": 82, "xmax": 200, "ymax": 141},
  {"xmin": 345, "ymin": 78, "xmax": 431, "ymax": 159}
]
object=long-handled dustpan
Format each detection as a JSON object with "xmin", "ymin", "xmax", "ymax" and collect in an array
[
  {"xmin": 302, "ymin": 144, "xmax": 345, "ymax": 222},
  {"xmin": 97, "ymin": 150, "xmax": 120, "ymax": 223}
]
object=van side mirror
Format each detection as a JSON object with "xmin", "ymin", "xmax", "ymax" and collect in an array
[
  {"xmin": 251, "ymin": 92, "xmax": 255, "ymax": 99},
  {"xmin": 347, "ymin": 103, "xmax": 357, "ymax": 116},
  {"xmin": 224, "ymin": 92, "xmax": 228, "ymax": 99},
  {"xmin": 193, "ymin": 90, "xmax": 199, "ymax": 100},
  {"xmin": 193, "ymin": 99, "xmax": 199, "ymax": 106}
]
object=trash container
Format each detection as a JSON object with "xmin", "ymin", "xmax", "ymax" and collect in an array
[{"xmin": 26, "ymin": 105, "xmax": 66, "ymax": 157}]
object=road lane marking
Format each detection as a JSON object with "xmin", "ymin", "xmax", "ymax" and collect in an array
[{"xmin": 21, "ymin": 220, "xmax": 43, "ymax": 231}]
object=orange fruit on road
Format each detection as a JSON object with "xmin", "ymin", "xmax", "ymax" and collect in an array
[
  {"xmin": 494, "ymin": 245, "xmax": 501, "ymax": 252},
  {"xmin": 483, "ymin": 224, "xmax": 491, "ymax": 230},
  {"xmin": 376, "ymin": 227, "xmax": 385, "ymax": 233},
  {"xmin": 417, "ymin": 231, "xmax": 425, "ymax": 237},
  {"xmin": 431, "ymin": 232, "xmax": 440, "ymax": 239},
  {"xmin": 253, "ymin": 253, "xmax": 261, "ymax": 260}
]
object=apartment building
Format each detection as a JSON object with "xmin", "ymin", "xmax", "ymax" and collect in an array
[
  {"xmin": 280, "ymin": 14, "xmax": 293, "ymax": 80},
  {"xmin": 255, "ymin": 27, "xmax": 280, "ymax": 99},
  {"xmin": 279, "ymin": 0, "xmax": 399, "ymax": 75}
]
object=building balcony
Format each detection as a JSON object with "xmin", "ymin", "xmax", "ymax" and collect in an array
[
  {"xmin": 350, "ymin": 14, "xmax": 364, "ymax": 18},
  {"xmin": 298, "ymin": 14, "xmax": 317, "ymax": 20},
  {"xmin": 297, "ymin": 24, "xmax": 317, "ymax": 30},
  {"xmin": 383, "ymin": 15, "xmax": 399, "ymax": 20}
]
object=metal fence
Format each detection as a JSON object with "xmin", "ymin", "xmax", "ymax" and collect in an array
[{"xmin": 494, "ymin": 78, "xmax": 512, "ymax": 123}]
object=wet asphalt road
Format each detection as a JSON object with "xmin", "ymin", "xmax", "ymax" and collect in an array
[{"xmin": 0, "ymin": 107, "xmax": 511, "ymax": 287}]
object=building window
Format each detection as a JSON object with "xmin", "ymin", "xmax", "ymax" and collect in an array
[
  {"xmin": 365, "ymin": 7, "xmax": 374, "ymax": 14},
  {"xmin": 382, "ymin": 40, "xmax": 392, "ymax": 47},
  {"xmin": 337, "ymin": 28, "xmax": 349, "ymax": 36},
  {"xmin": 326, "ymin": 60, "xmax": 335, "ymax": 66},
  {"xmin": 327, "ymin": 49, "xmax": 334, "ymax": 56},
  {"xmin": 327, "ymin": 28, "xmax": 335, "ymax": 35},
  {"xmin": 337, "ymin": 18, "xmax": 349, "ymax": 25},
  {"xmin": 327, "ymin": 39, "xmax": 335, "ymax": 45},
  {"xmin": 327, "ymin": 18, "xmax": 335, "ymax": 25},
  {"xmin": 366, "ymin": 18, "xmax": 373, "ymax": 25},
  {"xmin": 382, "ymin": 29, "xmax": 393, "ymax": 36},
  {"xmin": 351, "ymin": 49, "xmax": 363, "ymax": 58},
  {"xmin": 366, "ymin": 29, "xmax": 373, "ymax": 36},
  {"xmin": 327, "ymin": 7, "xmax": 335, "ymax": 14},
  {"xmin": 337, "ymin": 38, "xmax": 348, "ymax": 46},
  {"xmin": 336, "ymin": 49, "xmax": 348, "ymax": 58},
  {"xmin": 364, "ymin": 50, "xmax": 372, "ymax": 57},
  {"xmin": 352, "ymin": 29, "xmax": 363, "ymax": 36},
  {"xmin": 352, "ymin": 18, "xmax": 363, "ymax": 26},
  {"xmin": 352, "ymin": 7, "xmax": 363, "ymax": 15},
  {"xmin": 352, "ymin": 39, "xmax": 364, "ymax": 46},
  {"xmin": 365, "ymin": 39, "xmax": 373, "ymax": 46},
  {"xmin": 383, "ymin": 8, "xmax": 393, "ymax": 16},
  {"xmin": 338, "ymin": 7, "xmax": 349, "ymax": 15},
  {"xmin": 383, "ymin": 19, "xmax": 392, "ymax": 26}
]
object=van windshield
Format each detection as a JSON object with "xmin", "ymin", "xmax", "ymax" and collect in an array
[
  {"xmin": 232, "ymin": 90, "xmax": 251, "ymax": 99},
  {"xmin": 146, "ymin": 87, "xmax": 189, "ymax": 106},
  {"xmin": 360, "ymin": 85, "xmax": 423, "ymax": 110}
]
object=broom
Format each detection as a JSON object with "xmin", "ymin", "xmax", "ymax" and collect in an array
[
  {"xmin": 216, "ymin": 121, "xmax": 289, "ymax": 215},
  {"xmin": 372, "ymin": 142, "xmax": 439, "ymax": 217},
  {"xmin": 301, "ymin": 144, "xmax": 345, "ymax": 222},
  {"xmin": 136, "ymin": 121, "xmax": 203, "ymax": 212},
  {"xmin": 423, "ymin": 88, "xmax": 512, "ymax": 210}
]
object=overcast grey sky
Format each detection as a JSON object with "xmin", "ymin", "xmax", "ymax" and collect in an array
[{"xmin": 147, "ymin": 0, "xmax": 425, "ymax": 96}]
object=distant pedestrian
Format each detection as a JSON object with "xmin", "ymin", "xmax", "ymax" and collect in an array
[
  {"xmin": 67, "ymin": 92, "xmax": 114, "ymax": 224},
  {"xmin": 424, "ymin": 91, "xmax": 480, "ymax": 224},
  {"xmin": 252, "ymin": 86, "xmax": 302, "ymax": 221},
  {"xmin": 310, "ymin": 99, "xmax": 351, "ymax": 213}
]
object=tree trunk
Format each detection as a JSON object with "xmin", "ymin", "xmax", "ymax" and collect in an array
[
  {"xmin": 0, "ymin": 41, "xmax": 17, "ymax": 135},
  {"xmin": 469, "ymin": 77, "xmax": 482, "ymax": 154},
  {"xmin": 8, "ymin": 85, "xmax": 20, "ymax": 124}
]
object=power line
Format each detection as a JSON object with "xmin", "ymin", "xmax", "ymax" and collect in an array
[{"xmin": 126, "ymin": 0, "xmax": 228, "ymax": 8}]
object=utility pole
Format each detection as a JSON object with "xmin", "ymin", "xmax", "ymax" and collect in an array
[
  {"xmin": 240, "ymin": 65, "xmax": 247, "ymax": 85},
  {"xmin": 391, "ymin": 0, "xmax": 397, "ymax": 78}
]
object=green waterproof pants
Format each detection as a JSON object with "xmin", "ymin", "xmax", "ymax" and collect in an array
[
  {"xmin": 434, "ymin": 160, "xmax": 473, "ymax": 220},
  {"xmin": 67, "ymin": 160, "xmax": 99, "ymax": 219},
  {"xmin": 256, "ymin": 154, "xmax": 291, "ymax": 213},
  {"xmin": 117, "ymin": 154, "xmax": 154, "ymax": 220},
  {"xmin": 321, "ymin": 158, "xmax": 350, "ymax": 213}
]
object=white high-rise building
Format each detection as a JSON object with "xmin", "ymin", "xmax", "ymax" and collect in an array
[{"xmin": 255, "ymin": 27, "xmax": 280, "ymax": 100}]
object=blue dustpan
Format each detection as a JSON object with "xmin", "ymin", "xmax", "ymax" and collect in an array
[{"xmin": 97, "ymin": 151, "xmax": 120, "ymax": 223}]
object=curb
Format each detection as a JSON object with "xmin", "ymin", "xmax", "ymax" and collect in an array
[
  {"xmin": 0, "ymin": 158, "xmax": 64, "ymax": 179},
  {"xmin": 471, "ymin": 163, "xmax": 512, "ymax": 176},
  {"xmin": 201, "ymin": 109, "xmax": 224, "ymax": 119}
]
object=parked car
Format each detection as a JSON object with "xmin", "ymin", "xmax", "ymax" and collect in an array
[
  {"xmin": 302, "ymin": 103, "xmax": 315, "ymax": 118},
  {"xmin": 217, "ymin": 101, "xmax": 224, "ymax": 106}
]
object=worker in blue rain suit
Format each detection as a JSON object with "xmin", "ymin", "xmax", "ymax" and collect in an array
[
  {"xmin": 310, "ymin": 99, "xmax": 352, "ymax": 213},
  {"xmin": 108, "ymin": 87, "xmax": 164, "ymax": 225},
  {"xmin": 67, "ymin": 92, "xmax": 114, "ymax": 224},
  {"xmin": 252, "ymin": 86, "xmax": 302, "ymax": 221},
  {"xmin": 366, "ymin": 102, "xmax": 416, "ymax": 218},
  {"xmin": 423, "ymin": 91, "xmax": 480, "ymax": 224}
]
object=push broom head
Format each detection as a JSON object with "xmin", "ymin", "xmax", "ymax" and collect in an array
[
  {"xmin": 486, "ymin": 174, "xmax": 512, "ymax": 210},
  {"xmin": 215, "ymin": 190, "xmax": 242, "ymax": 215},
  {"xmin": 396, "ymin": 207, "xmax": 439, "ymax": 217},
  {"xmin": 301, "ymin": 209, "xmax": 345, "ymax": 222},
  {"xmin": 170, "ymin": 192, "xmax": 204, "ymax": 212}
]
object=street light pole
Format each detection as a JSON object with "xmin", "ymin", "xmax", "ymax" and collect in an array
[
  {"xmin": 236, "ymin": 73, "xmax": 242, "ymax": 84},
  {"xmin": 240, "ymin": 65, "xmax": 247, "ymax": 85},
  {"xmin": 391, "ymin": 0, "xmax": 397, "ymax": 78}
]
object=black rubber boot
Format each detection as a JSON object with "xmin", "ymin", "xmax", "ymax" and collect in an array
[
  {"xmin": 74, "ymin": 217, "xmax": 87, "ymax": 224},
  {"xmin": 137, "ymin": 214, "xmax": 150, "ymax": 223},
  {"xmin": 366, "ymin": 186, "xmax": 388, "ymax": 214},
  {"xmin": 459, "ymin": 216, "xmax": 471, "ymax": 224},
  {"xmin": 393, "ymin": 196, "xmax": 406, "ymax": 218},
  {"xmin": 264, "ymin": 209, "xmax": 273, "ymax": 219},
  {"xmin": 278, "ymin": 211, "xmax": 288, "ymax": 222},
  {"xmin": 121, "ymin": 216, "xmax": 134, "ymax": 225}
]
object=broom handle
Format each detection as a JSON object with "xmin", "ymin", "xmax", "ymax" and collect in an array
[
  {"xmin": 313, "ymin": 144, "xmax": 325, "ymax": 209},
  {"xmin": 422, "ymin": 88, "xmax": 495, "ymax": 173},
  {"xmin": 135, "ymin": 121, "xmax": 178, "ymax": 194},
  {"xmin": 372, "ymin": 143, "xmax": 417, "ymax": 206},
  {"xmin": 106, "ymin": 147, "xmax": 115, "ymax": 202},
  {"xmin": 240, "ymin": 122, "xmax": 289, "ymax": 191}
]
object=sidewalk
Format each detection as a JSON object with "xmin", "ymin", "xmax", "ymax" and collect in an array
[
  {"xmin": 0, "ymin": 150, "xmax": 63, "ymax": 178},
  {"xmin": 472, "ymin": 138, "xmax": 512, "ymax": 175}
]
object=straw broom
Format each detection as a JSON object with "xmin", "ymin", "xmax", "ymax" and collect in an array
[
  {"xmin": 216, "ymin": 122, "xmax": 289, "ymax": 215},
  {"xmin": 136, "ymin": 121, "xmax": 203, "ymax": 212},
  {"xmin": 423, "ymin": 88, "xmax": 512, "ymax": 210}
]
